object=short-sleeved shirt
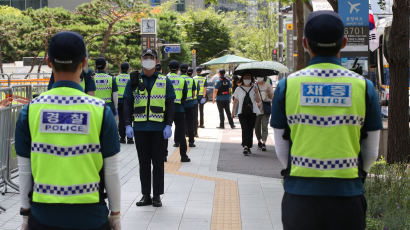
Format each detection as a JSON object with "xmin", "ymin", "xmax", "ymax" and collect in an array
[
  {"xmin": 47, "ymin": 69, "xmax": 96, "ymax": 93},
  {"xmin": 123, "ymin": 71, "xmax": 176, "ymax": 131},
  {"xmin": 214, "ymin": 77, "xmax": 232, "ymax": 101},
  {"xmin": 197, "ymin": 77, "xmax": 208, "ymax": 100},
  {"xmin": 233, "ymin": 86, "xmax": 261, "ymax": 115},
  {"xmin": 15, "ymin": 80, "xmax": 120, "ymax": 229},
  {"xmin": 270, "ymin": 56, "xmax": 383, "ymax": 197}
]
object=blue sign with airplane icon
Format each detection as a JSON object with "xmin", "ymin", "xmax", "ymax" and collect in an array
[{"xmin": 339, "ymin": 0, "xmax": 368, "ymax": 26}]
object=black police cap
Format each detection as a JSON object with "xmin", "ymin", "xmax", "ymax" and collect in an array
[
  {"xmin": 219, "ymin": 69, "xmax": 226, "ymax": 76},
  {"xmin": 141, "ymin": 49, "xmax": 157, "ymax": 58},
  {"xmin": 95, "ymin": 57, "xmax": 106, "ymax": 68},
  {"xmin": 168, "ymin": 60, "xmax": 180, "ymax": 70},
  {"xmin": 121, "ymin": 62, "xmax": 130, "ymax": 71},
  {"xmin": 187, "ymin": 67, "xmax": 194, "ymax": 75},
  {"xmin": 196, "ymin": 67, "xmax": 203, "ymax": 72},
  {"xmin": 155, "ymin": 63, "xmax": 162, "ymax": 72},
  {"xmin": 180, "ymin": 63, "xmax": 189, "ymax": 72},
  {"xmin": 304, "ymin": 11, "xmax": 345, "ymax": 48},
  {"xmin": 48, "ymin": 31, "xmax": 86, "ymax": 65}
]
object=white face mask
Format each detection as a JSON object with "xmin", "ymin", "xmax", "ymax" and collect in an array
[
  {"xmin": 257, "ymin": 77, "xmax": 264, "ymax": 82},
  {"xmin": 243, "ymin": 79, "xmax": 251, "ymax": 85},
  {"xmin": 142, "ymin": 59, "xmax": 156, "ymax": 70}
]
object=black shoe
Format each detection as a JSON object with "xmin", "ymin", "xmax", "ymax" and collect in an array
[
  {"xmin": 152, "ymin": 196, "xmax": 162, "ymax": 207},
  {"xmin": 261, "ymin": 143, "xmax": 266, "ymax": 151},
  {"xmin": 217, "ymin": 126, "xmax": 225, "ymax": 129},
  {"xmin": 136, "ymin": 195, "xmax": 152, "ymax": 206},
  {"xmin": 230, "ymin": 125, "xmax": 236, "ymax": 129},
  {"xmin": 181, "ymin": 156, "xmax": 191, "ymax": 162},
  {"xmin": 243, "ymin": 148, "xmax": 249, "ymax": 156},
  {"xmin": 120, "ymin": 138, "xmax": 126, "ymax": 144},
  {"xmin": 248, "ymin": 148, "xmax": 252, "ymax": 154},
  {"xmin": 199, "ymin": 125, "xmax": 205, "ymax": 128},
  {"xmin": 195, "ymin": 133, "xmax": 199, "ymax": 138},
  {"xmin": 189, "ymin": 142, "xmax": 196, "ymax": 147},
  {"xmin": 173, "ymin": 143, "xmax": 180, "ymax": 147},
  {"xmin": 127, "ymin": 138, "xmax": 134, "ymax": 144},
  {"xmin": 258, "ymin": 141, "xmax": 263, "ymax": 149}
]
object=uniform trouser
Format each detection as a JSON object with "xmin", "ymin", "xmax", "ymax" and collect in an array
[
  {"xmin": 174, "ymin": 112, "xmax": 188, "ymax": 157},
  {"xmin": 184, "ymin": 106, "xmax": 195, "ymax": 144},
  {"xmin": 216, "ymin": 100, "xmax": 234, "ymax": 127},
  {"xmin": 198, "ymin": 102, "xmax": 205, "ymax": 126},
  {"xmin": 238, "ymin": 113, "xmax": 256, "ymax": 148},
  {"xmin": 255, "ymin": 113, "xmax": 270, "ymax": 143},
  {"xmin": 134, "ymin": 131, "xmax": 165, "ymax": 196},
  {"xmin": 282, "ymin": 192, "xmax": 366, "ymax": 230},
  {"xmin": 28, "ymin": 215, "xmax": 110, "ymax": 230},
  {"xmin": 193, "ymin": 103, "xmax": 199, "ymax": 135},
  {"xmin": 118, "ymin": 102, "xmax": 125, "ymax": 140}
]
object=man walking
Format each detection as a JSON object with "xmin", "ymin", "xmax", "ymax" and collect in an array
[
  {"xmin": 213, "ymin": 69, "xmax": 235, "ymax": 129},
  {"xmin": 271, "ymin": 11, "xmax": 382, "ymax": 230},
  {"xmin": 194, "ymin": 67, "xmax": 207, "ymax": 129},
  {"xmin": 116, "ymin": 62, "xmax": 134, "ymax": 144},
  {"xmin": 123, "ymin": 49, "xmax": 176, "ymax": 207},
  {"xmin": 167, "ymin": 60, "xmax": 191, "ymax": 162},
  {"xmin": 16, "ymin": 31, "xmax": 121, "ymax": 230},
  {"xmin": 94, "ymin": 57, "xmax": 119, "ymax": 117},
  {"xmin": 180, "ymin": 64, "xmax": 196, "ymax": 147}
]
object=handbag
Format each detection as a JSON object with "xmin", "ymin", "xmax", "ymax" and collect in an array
[{"xmin": 257, "ymin": 85, "xmax": 271, "ymax": 114}]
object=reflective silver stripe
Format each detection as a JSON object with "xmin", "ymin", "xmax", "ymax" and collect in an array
[
  {"xmin": 134, "ymin": 114, "xmax": 147, "ymax": 119},
  {"xmin": 102, "ymin": 98, "xmax": 112, "ymax": 102},
  {"xmin": 287, "ymin": 114, "xmax": 364, "ymax": 127},
  {"xmin": 150, "ymin": 95, "xmax": 166, "ymax": 100},
  {"xmin": 149, "ymin": 114, "xmax": 163, "ymax": 119},
  {"xmin": 174, "ymin": 88, "xmax": 183, "ymax": 91},
  {"xmin": 291, "ymin": 156, "xmax": 358, "ymax": 170},
  {"xmin": 34, "ymin": 182, "xmax": 99, "ymax": 196},
  {"xmin": 174, "ymin": 99, "xmax": 181, "ymax": 103},
  {"xmin": 96, "ymin": 87, "xmax": 112, "ymax": 90},
  {"xmin": 31, "ymin": 95, "xmax": 105, "ymax": 107},
  {"xmin": 288, "ymin": 69, "xmax": 364, "ymax": 80},
  {"xmin": 31, "ymin": 143, "xmax": 100, "ymax": 156}
]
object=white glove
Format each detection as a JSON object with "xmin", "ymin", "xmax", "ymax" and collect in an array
[
  {"xmin": 109, "ymin": 214, "xmax": 121, "ymax": 230},
  {"xmin": 21, "ymin": 216, "xmax": 28, "ymax": 230}
]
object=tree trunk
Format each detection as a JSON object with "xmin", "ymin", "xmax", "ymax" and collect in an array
[
  {"xmin": 26, "ymin": 49, "xmax": 42, "ymax": 78},
  {"xmin": 100, "ymin": 23, "xmax": 114, "ymax": 58},
  {"xmin": 37, "ymin": 38, "xmax": 49, "ymax": 74},
  {"xmin": 386, "ymin": 0, "xmax": 410, "ymax": 163},
  {"xmin": 295, "ymin": 0, "xmax": 305, "ymax": 70}
]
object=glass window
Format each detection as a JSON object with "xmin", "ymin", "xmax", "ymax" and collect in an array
[
  {"xmin": 11, "ymin": 0, "xmax": 25, "ymax": 10},
  {"xmin": 0, "ymin": 1, "xmax": 11, "ymax": 6},
  {"xmin": 176, "ymin": 0, "xmax": 185, "ymax": 12},
  {"xmin": 26, "ymin": 0, "xmax": 40, "ymax": 9}
]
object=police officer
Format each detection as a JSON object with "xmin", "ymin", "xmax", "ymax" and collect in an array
[
  {"xmin": 271, "ymin": 11, "xmax": 382, "ymax": 230},
  {"xmin": 167, "ymin": 60, "xmax": 191, "ymax": 162},
  {"xmin": 47, "ymin": 68, "xmax": 96, "ymax": 96},
  {"xmin": 180, "ymin": 64, "xmax": 196, "ymax": 147},
  {"xmin": 94, "ymin": 57, "xmax": 119, "ymax": 117},
  {"xmin": 213, "ymin": 69, "xmax": 235, "ymax": 129},
  {"xmin": 116, "ymin": 62, "xmax": 134, "ymax": 144},
  {"xmin": 194, "ymin": 67, "xmax": 207, "ymax": 130},
  {"xmin": 123, "ymin": 49, "xmax": 176, "ymax": 207},
  {"xmin": 16, "ymin": 31, "xmax": 121, "ymax": 230}
]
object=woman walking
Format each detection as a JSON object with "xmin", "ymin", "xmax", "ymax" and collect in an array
[
  {"xmin": 255, "ymin": 76, "xmax": 274, "ymax": 151},
  {"xmin": 231, "ymin": 74, "xmax": 261, "ymax": 155}
]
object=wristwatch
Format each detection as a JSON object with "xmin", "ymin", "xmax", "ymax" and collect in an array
[{"xmin": 20, "ymin": 208, "xmax": 30, "ymax": 216}]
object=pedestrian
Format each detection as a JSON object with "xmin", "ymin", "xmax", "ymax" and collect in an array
[
  {"xmin": 231, "ymin": 74, "xmax": 241, "ymax": 116},
  {"xmin": 166, "ymin": 60, "xmax": 191, "ymax": 162},
  {"xmin": 271, "ymin": 11, "xmax": 382, "ymax": 230},
  {"xmin": 255, "ymin": 76, "xmax": 274, "ymax": 151},
  {"xmin": 116, "ymin": 62, "xmax": 134, "ymax": 144},
  {"xmin": 181, "ymin": 64, "xmax": 197, "ymax": 147},
  {"xmin": 231, "ymin": 74, "xmax": 261, "ymax": 155},
  {"xmin": 123, "ymin": 49, "xmax": 176, "ymax": 207},
  {"xmin": 47, "ymin": 67, "xmax": 96, "ymax": 96},
  {"xmin": 213, "ymin": 69, "xmax": 235, "ymax": 129},
  {"xmin": 94, "ymin": 57, "xmax": 119, "ymax": 117},
  {"xmin": 15, "ymin": 31, "xmax": 121, "ymax": 230},
  {"xmin": 194, "ymin": 67, "xmax": 207, "ymax": 129}
]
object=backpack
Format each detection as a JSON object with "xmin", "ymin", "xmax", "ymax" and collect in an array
[
  {"xmin": 217, "ymin": 77, "xmax": 230, "ymax": 95},
  {"xmin": 240, "ymin": 86, "xmax": 254, "ymax": 116}
]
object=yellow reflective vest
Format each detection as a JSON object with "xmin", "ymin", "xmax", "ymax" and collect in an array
[
  {"xmin": 94, "ymin": 73, "xmax": 113, "ymax": 103},
  {"xmin": 28, "ymin": 87, "xmax": 105, "ymax": 204},
  {"xmin": 115, "ymin": 73, "xmax": 130, "ymax": 99},
  {"xmin": 194, "ymin": 75, "xmax": 206, "ymax": 96},
  {"xmin": 167, "ymin": 73, "xmax": 185, "ymax": 104},
  {"xmin": 286, "ymin": 63, "xmax": 366, "ymax": 179},
  {"xmin": 182, "ymin": 75, "xmax": 195, "ymax": 100},
  {"xmin": 134, "ymin": 75, "xmax": 167, "ymax": 122}
]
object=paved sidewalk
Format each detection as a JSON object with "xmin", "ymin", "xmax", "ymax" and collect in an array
[{"xmin": 0, "ymin": 103, "xmax": 284, "ymax": 230}]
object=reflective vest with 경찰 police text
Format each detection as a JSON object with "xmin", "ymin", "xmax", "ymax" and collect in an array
[
  {"xmin": 28, "ymin": 86, "xmax": 105, "ymax": 204},
  {"xmin": 115, "ymin": 73, "xmax": 130, "ymax": 99},
  {"xmin": 285, "ymin": 63, "xmax": 366, "ymax": 179},
  {"xmin": 167, "ymin": 73, "xmax": 185, "ymax": 104},
  {"xmin": 194, "ymin": 75, "xmax": 206, "ymax": 97},
  {"xmin": 94, "ymin": 73, "xmax": 113, "ymax": 103},
  {"xmin": 133, "ymin": 75, "xmax": 167, "ymax": 122},
  {"xmin": 181, "ymin": 75, "xmax": 194, "ymax": 100}
]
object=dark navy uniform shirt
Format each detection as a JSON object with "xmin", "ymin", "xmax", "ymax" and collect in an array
[
  {"xmin": 15, "ymin": 81, "xmax": 120, "ymax": 229},
  {"xmin": 47, "ymin": 69, "xmax": 96, "ymax": 93},
  {"xmin": 270, "ymin": 56, "xmax": 383, "ymax": 197},
  {"xmin": 215, "ymin": 77, "xmax": 232, "ymax": 101}
]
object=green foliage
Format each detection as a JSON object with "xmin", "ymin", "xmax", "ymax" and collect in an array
[
  {"xmin": 180, "ymin": 7, "xmax": 231, "ymax": 65},
  {"xmin": 365, "ymin": 161, "xmax": 410, "ymax": 230}
]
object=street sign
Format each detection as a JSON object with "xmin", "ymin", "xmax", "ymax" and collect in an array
[
  {"xmin": 164, "ymin": 45, "xmax": 181, "ymax": 53},
  {"xmin": 339, "ymin": 0, "xmax": 368, "ymax": 26},
  {"xmin": 286, "ymin": 24, "xmax": 293, "ymax": 30},
  {"xmin": 141, "ymin": 34, "xmax": 156, "ymax": 50}
]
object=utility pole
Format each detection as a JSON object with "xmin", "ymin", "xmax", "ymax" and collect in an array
[{"xmin": 278, "ymin": 0, "xmax": 284, "ymax": 63}]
